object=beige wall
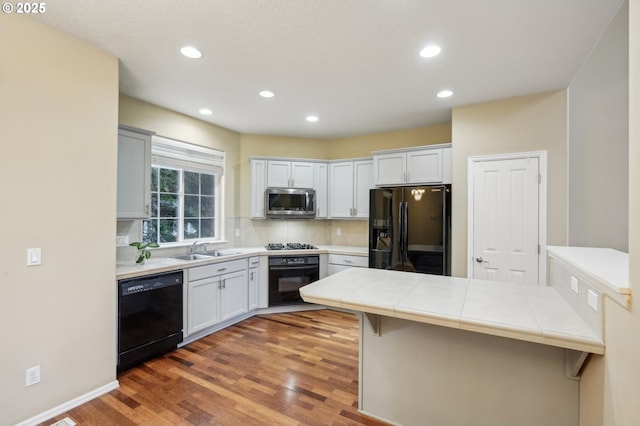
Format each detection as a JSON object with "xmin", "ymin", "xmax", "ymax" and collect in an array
[
  {"xmin": 579, "ymin": 1, "xmax": 640, "ymax": 425},
  {"xmin": 0, "ymin": 16, "xmax": 119, "ymax": 425},
  {"xmin": 330, "ymin": 123, "xmax": 451, "ymax": 158},
  {"xmin": 451, "ymin": 91, "xmax": 568, "ymax": 278},
  {"xmin": 119, "ymin": 95, "xmax": 242, "ymax": 218},
  {"xmin": 568, "ymin": 1, "xmax": 629, "ymax": 252}
]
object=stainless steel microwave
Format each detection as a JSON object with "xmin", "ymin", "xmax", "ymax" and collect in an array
[{"xmin": 265, "ymin": 188, "xmax": 316, "ymax": 219}]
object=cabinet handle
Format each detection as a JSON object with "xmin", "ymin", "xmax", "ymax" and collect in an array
[
  {"xmin": 353, "ymin": 208, "xmax": 357, "ymax": 216},
  {"xmin": 407, "ymin": 172, "xmax": 411, "ymax": 181},
  {"xmin": 145, "ymin": 204, "xmax": 149, "ymax": 214},
  {"xmin": 222, "ymin": 279, "xmax": 226, "ymax": 289},
  {"xmin": 218, "ymin": 282, "xmax": 222, "ymax": 289},
  {"xmin": 250, "ymin": 272, "xmax": 254, "ymax": 280},
  {"xmin": 345, "ymin": 259, "xmax": 353, "ymax": 264},
  {"xmin": 218, "ymin": 267, "xmax": 227, "ymax": 273}
]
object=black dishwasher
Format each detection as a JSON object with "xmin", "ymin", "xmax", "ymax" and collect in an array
[{"xmin": 117, "ymin": 270, "xmax": 183, "ymax": 373}]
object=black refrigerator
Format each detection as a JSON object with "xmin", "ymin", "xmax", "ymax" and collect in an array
[{"xmin": 369, "ymin": 185, "xmax": 451, "ymax": 275}]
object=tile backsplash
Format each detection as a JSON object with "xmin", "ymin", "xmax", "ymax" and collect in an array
[{"xmin": 117, "ymin": 217, "xmax": 368, "ymax": 261}]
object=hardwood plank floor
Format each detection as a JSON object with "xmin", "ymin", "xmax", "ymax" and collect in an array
[{"xmin": 42, "ymin": 309, "xmax": 390, "ymax": 426}]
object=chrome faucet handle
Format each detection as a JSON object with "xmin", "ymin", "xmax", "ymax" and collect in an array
[{"xmin": 190, "ymin": 241, "xmax": 199, "ymax": 253}]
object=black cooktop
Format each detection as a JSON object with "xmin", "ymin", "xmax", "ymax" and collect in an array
[{"xmin": 265, "ymin": 242, "xmax": 318, "ymax": 251}]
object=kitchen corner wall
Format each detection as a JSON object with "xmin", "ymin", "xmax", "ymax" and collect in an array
[
  {"xmin": 0, "ymin": 15, "xmax": 119, "ymax": 425},
  {"xmin": 451, "ymin": 90, "xmax": 569, "ymax": 278}
]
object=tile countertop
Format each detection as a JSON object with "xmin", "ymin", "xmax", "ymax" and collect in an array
[
  {"xmin": 300, "ymin": 268, "xmax": 605, "ymax": 355},
  {"xmin": 116, "ymin": 245, "xmax": 368, "ymax": 280}
]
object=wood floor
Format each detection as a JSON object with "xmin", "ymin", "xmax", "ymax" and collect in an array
[{"xmin": 43, "ymin": 309, "xmax": 390, "ymax": 426}]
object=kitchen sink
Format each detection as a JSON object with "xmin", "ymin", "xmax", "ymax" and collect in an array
[
  {"xmin": 201, "ymin": 250, "xmax": 240, "ymax": 257},
  {"xmin": 171, "ymin": 253, "xmax": 214, "ymax": 261}
]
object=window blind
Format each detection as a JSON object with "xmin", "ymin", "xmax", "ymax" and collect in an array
[{"xmin": 151, "ymin": 135, "xmax": 224, "ymax": 175}]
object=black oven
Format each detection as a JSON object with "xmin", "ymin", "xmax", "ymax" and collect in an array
[{"xmin": 268, "ymin": 255, "xmax": 319, "ymax": 306}]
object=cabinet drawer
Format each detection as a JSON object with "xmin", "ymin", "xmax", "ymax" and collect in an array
[
  {"xmin": 248, "ymin": 256, "xmax": 260, "ymax": 267},
  {"xmin": 188, "ymin": 259, "xmax": 248, "ymax": 281},
  {"xmin": 328, "ymin": 254, "xmax": 368, "ymax": 268}
]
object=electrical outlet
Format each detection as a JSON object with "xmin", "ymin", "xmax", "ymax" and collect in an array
[
  {"xmin": 27, "ymin": 248, "xmax": 42, "ymax": 266},
  {"xmin": 337, "ymin": 228, "xmax": 342, "ymax": 236},
  {"xmin": 116, "ymin": 235, "xmax": 129, "ymax": 247},
  {"xmin": 26, "ymin": 365, "xmax": 40, "ymax": 386},
  {"xmin": 570, "ymin": 276, "xmax": 579, "ymax": 294},
  {"xmin": 235, "ymin": 228, "xmax": 240, "ymax": 238},
  {"xmin": 587, "ymin": 289, "xmax": 598, "ymax": 312}
]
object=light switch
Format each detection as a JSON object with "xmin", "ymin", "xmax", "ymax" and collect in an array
[
  {"xmin": 27, "ymin": 248, "xmax": 42, "ymax": 266},
  {"xmin": 587, "ymin": 289, "xmax": 598, "ymax": 312},
  {"xmin": 570, "ymin": 276, "xmax": 579, "ymax": 294}
]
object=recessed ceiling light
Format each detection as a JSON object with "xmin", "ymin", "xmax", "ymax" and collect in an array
[
  {"xmin": 199, "ymin": 108, "xmax": 213, "ymax": 115},
  {"xmin": 437, "ymin": 90, "xmax": 453, "ymax": 98},
  {"xmin": 306, "ymin": 115, "xmax": 319, "ymax": 123},
  {"xmin": 180, "ymin": 46, "xmax": 203, "ymax": 59},
  {"xmin": 420, "ymin": 45, "xmax": 441, "ymax": 58},
  {"xmin": 259, "ymin": 90, "xmax": 275, "ymax": 98}
]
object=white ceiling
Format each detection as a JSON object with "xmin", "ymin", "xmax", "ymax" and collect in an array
[{"xmin": 31, "ymin": 0, "xmax": 624, "ymax": 139}]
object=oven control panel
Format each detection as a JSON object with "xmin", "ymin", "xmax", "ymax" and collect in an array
[{"xmin": 269, "ymin": 255, "xmax": 320, "ymax": 266}]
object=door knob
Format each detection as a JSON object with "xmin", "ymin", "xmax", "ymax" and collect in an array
[{"xmin": 475, "ymin": 257, "xmax": 484, "ymax": 263}]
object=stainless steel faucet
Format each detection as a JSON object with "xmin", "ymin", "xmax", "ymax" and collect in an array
[{"xmin": 190, "ymin": 241, "xmax": 199, "ymax": 253}]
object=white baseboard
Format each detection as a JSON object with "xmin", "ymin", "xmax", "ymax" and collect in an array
[{"xmin": 16, "ymin": 380, "xmax": 119, "ymax": 426}]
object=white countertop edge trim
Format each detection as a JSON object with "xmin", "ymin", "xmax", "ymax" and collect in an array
[
  {"xmin": 301, "ymin": 293, "xmax": 604, "ymax": 354},
  {"xmin": 547, "ymin": 246, "xmax": 631, "ymax": 310}
]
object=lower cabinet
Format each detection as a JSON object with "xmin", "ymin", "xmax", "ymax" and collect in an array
[
  {"xmin": 328, "ymin": 254, "xmax": 368, "ymax": 275},
  {"xmin": 248, "ymin": 256, "xmax": 260, "ymax": 311},
  {"xmin": 187, "ymin": 259, "xmax": 248, "ymax": 336}
]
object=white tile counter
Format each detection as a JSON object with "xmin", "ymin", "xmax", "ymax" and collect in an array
[
  {"xmin": 300, "ymin": 267, "xmax": 604, "ymax": 354},
  {"xmin": 301, "ymin": 268, "xmax": 593, "ymax": 426},
  {"xmin": 116, "ymin": 245, "xmax": 367, "ymax": 280}
]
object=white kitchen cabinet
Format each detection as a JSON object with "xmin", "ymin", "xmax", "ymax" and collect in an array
[
  {"xmin": 248, "ymin": 256, "xmax": 260, "ymax": 310},
  {"xmin": 267, "ymin": 160, "xmax": 315, "ymax": 188},
  {"xmin": 220, "ymin": 269, "xmax": 248, "ymax": 321},
  {"xmin": 373, "ymin": 144, "xmax": 452, "ymax": 186},
  {"xmin": 315, "ymin": 162, "xmax": 329, "ymax": 218},
  {"xmin": 329, "ymin": 159, "xmax": 373, "ymax": 219},
  {"xmin": 250, "ymin": 159, "xmax": 267, "ymax": 219},
  {"xmin": 187, "ymin": 259, "xmax": 248, "ymax": 335},
  {"xmin": 117, "ymin": 126, "xmax": 153, "ymax": 219},
  {"xmin": 328, "ymin": 254, "xmax": 368, "ymax": 275}
]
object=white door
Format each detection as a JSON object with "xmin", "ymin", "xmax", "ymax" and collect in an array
[{"xmin": 472, "ymin": 157, "xmax": 540, "ymax": 285}]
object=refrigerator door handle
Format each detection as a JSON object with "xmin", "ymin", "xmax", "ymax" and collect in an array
[
  {"xmin": 398, "ymin": 202, "xmax": 404, "ymax": 259},
  {"xmin": 403, "ymin": 201, "xmax": 409, "ymax": 262}
]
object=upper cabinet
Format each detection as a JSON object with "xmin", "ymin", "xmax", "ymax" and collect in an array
[
  {"xmin": 250, "ymin": 159, "xmax": 267, "ymax": 219},
  {"xmin": 373, "ymin": 144, "xmax": 452, "ymax": 186},
  {"xmin": 117, "ymin": 126, "xmax": 153, "ymax": 219},
  {"xmin": 267, "ymin": 160, "xmax": 315, "ymax": 188},
  {"xmin": 315, "ymin": 163, "xmax": 329, "ymax": 219},
  {"xmin": 328, "ymin": 159, "xmax": 373, "ymax": 219}
]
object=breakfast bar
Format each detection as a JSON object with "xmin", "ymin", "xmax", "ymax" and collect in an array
[{"xmin": 300, "ymin": 268, "xmax": 604, "ymax": 426}]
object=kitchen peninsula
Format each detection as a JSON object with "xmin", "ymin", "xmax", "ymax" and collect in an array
[{"xmin": 300, "ymin": 268, "xmax": 604, "ymax": 426}]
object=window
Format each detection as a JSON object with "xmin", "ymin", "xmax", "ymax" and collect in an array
[{"xmin": 143, "ymin": 136, "xmax": 224, "ymax": 245}]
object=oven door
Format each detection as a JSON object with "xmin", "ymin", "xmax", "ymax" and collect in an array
[{"xmin": 268, "ymin": 263, "xmax": 319, "ymax": 306}]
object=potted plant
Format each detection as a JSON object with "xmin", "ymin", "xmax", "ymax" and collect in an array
[{"xmin": 129, "ymin": 241, "xmax": 159, "ymax": 264}]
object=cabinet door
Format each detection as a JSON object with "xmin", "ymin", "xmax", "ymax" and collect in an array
[
  {"xmin": 248, "ymin": 266, "xmax": 259, "ymax": 310},
  {"xmin": 315, "ymin": 163, "xmax": 328, "ymax": 218},
  {"xmin": 353, "ymin": 160, "xmax": 373, "ymax": 218},
  {"xmin": 329, "ymin": 162, "xmax": 355, "ymax": 218},
  {"xmin": 187, "ymin": 277, "xmax": 220, "ymax": 335},
  {"xmin": 220, "ymin": 269, "xmax": 248, "ymax": 321},
  {"xmin": 374, "ymin": 152, "xmax": 406, "ymax": 186},
  {"xmin": 250, "ymin": 159, "xmax": 267, "ymax": 218},
  {"xmin": 290, "ymin": 162, "xmax": 315, "ymax": 188},
  {"xmin": 406, "ymin": 149, "xmax": 442, "ymax": 183},
  {"xmin": 267, "ymin": 160, "xmax": 292, "ymax": 187},
  {"xmin": 117, "ymin": 128, "xmax": 151, "ymax": 219}
]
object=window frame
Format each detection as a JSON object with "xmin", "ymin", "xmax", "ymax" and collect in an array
[{"xmin": 144, "ymin": 136, "xmax": 225, "ymax": 246}]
